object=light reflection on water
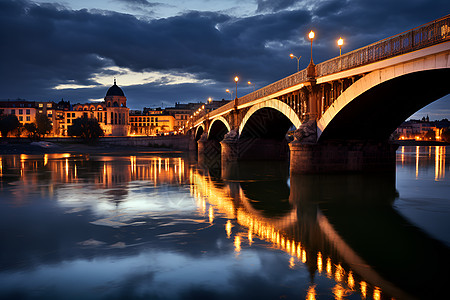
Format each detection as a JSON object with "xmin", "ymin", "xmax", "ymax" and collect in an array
[{"xmin": 0, "ymin": 146, "xmax": 449, "ymax": 299}]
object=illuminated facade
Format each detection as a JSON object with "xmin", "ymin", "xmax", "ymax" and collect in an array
[{"xmin": 71, "ymin": 79, "xmax": 129, "ymax": 136}]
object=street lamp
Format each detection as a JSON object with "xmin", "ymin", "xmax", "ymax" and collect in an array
[
  {"xmin": 307, "ymin": 30, "xmax": 316, "ymax": 79},
  {"xmin": 289, "ymin": 54, "xmax": 301, "ymax": 72},
  {"xmin": 337, "ymin": 37, "xmax": 344, "ymax": 56},
  {"xmin": 247, "ymin": 81, "xmax": 255, "ymax": 92},
  {"xmin": 308, "ymin": 30, "xmax": 315, "ymax": 64},
  {"xmin": 226, "ymin": 89, "xmax": 234, "ymax": 100},
  {"xmin": 234, "ymin": 76, "xmax": 239, "ymax": 99},
  {"xmin": 208, "ymin": 97, "xmax": 212, "ymax": 104}
]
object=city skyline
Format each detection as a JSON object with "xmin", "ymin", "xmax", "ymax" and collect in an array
[{"xmin": 1, "ymin": 0, "xmax": 449, "ymax": 120}]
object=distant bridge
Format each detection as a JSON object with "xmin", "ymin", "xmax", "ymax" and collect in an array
[{"xmin": 189, "ymin": 15, "xmax": 450, "ymax": 173}]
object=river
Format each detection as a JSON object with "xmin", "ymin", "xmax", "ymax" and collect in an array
[{"xmin": 0, "ymin": 146, "xmax": 448, "ymax": 299}]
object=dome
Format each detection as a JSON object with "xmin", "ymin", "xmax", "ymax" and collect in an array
[{"xmin": 105, "ymin": 79, "xmax": 125, "ymax": 97}]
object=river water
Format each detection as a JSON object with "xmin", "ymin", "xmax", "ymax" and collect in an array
[{"xmin": 0, "ymin": 146, "xmax": 448, "ymax": 299}]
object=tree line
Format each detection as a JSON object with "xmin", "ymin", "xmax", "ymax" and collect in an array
[{"xmin": 0, "ymin": 113, "xmax": 104, "ymax": 142}]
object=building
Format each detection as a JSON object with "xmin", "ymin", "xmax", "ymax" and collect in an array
[
  {"xmin": 129, "ymin": 109, "xmax": 175, "ymax": 135},
  {"xmin": 70, "ymin": 79, "xmax": 129, "ymax": 136}
]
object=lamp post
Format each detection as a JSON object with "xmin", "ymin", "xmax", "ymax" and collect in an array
[
  {"xmin": 247, "ymin": 81, "xmax": 255, "ymax": 92},
  {"xmin": 307, "ymin": 30, "xmax": 316, "ymax": 80},
  {"xmin": 226, "ymin": 89, "xmax": 234, "ymax": 100},
  {"xmin": 289, "ymin": 53, "xmax": 301, "ymax": 72},
  {"xmin": 308, "ymin": 30, "xmax": 315, "ymax": 64},
  {"xmin": 234, "ymin": 76, "xmax": 239, "ymax": 99},
  {"xmin": 337, "ymin": 37, "xmax": 344, "ymax": 56}
]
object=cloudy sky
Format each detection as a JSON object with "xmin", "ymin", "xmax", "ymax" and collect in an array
[{"xmin": 1, "ymin": 0, "xmax": 449, "ymax": 119}]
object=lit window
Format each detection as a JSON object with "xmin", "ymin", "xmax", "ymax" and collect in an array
[
  {"xmin": 39, "ymin": 103, "xmax": 43, "ymax": 108},
  {"xmin": 47, "ymin": 103, "xmax": 52, "ymax": 108}
]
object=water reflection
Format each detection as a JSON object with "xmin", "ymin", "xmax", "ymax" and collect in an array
[{"xmin": 0, "ymin": 147, "xmax": 449, "ymax": 299}]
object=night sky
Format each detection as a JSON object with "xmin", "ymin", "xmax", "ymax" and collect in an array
[{"xmin": 1, "ymin": 0, "xmax": 449, "ymax": 119}]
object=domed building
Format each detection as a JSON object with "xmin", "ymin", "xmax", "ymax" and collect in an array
[{"xmin": 72, "ymin": 79, "xmax": 130, "ymax": 136}]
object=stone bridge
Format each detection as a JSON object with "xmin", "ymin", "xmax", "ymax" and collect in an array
[{"xmin": 189, "ymin": 15, "xmax": 450, "ymax": 173}]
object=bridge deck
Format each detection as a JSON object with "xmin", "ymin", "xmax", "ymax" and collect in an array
[{"xmin": 192, "ymin": 14, "xmax": 450, "ymax": 127}]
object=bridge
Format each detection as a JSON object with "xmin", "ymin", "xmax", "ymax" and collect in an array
[{"xmin": 189, "ymin": 15, "xmax": 450, "ymax": 173}]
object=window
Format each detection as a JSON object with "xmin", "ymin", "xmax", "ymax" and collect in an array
[
  {"xmin": 26, "ymin": 109, "xmax": 30, "ymax": 115},
  {"xmin": 26, "ymin": 116, "xmax": 30, "ymax": 121},
  {"xmin": 67, "ymin": 113, "xmax": 70, "ymax": 117},
  {"xmin": 19, "ymin": 109, "xmax": 23, "ymax": 114},
  {"xmin": 11, "ymin": 109, "xmax": 15, "ymax": 114},
  {"xmin": 47, "ymin": 103, "xmax": 52, "ymax": 108},
  {"xmin": 19, "ymin": 116, "xmax": 23, "ymax": 121},
  {"xmin": 72, "ymin": 113, "xmax": 75, "ymax": 118},
  {"xmin": 67, "ymin": 119, "xmax": 71, "ymax": 123},
  {"xmin": 39, "ymin": 103, "xmax": 43, "ymax": 108}
]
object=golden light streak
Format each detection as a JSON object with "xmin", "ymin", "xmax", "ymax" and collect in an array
[
  {"xmin": 335, "ymin": 264, "xmax": 344, "ymax": 282},
  {"xmin": 415, "ymin": 146, "xmax": 420, "ymax": 178},
  {"xmin": 234, "ymin": 235, "xmax": 241, "ymax": 253},
  {"xmin": 226, "ymin": 220, "xmax": 232, "ymax": 238},
  {"xmin": 208, "ymin": 206, "xmax": 214, "ymax": 224},
  {"xmin": 373, "ymin": 287, "xmax": 381, "ymax": 300},
  {"xmin": 248, "ymin": 229, "xmax": 253, "ymax": 246},
  {"xmin": 74, "ymin": 164, "xmax": 77, "ymax": 178},
  {"xmin": 435, "ymin": 146, "xmax": 445, "ymax": 181},
  {"xmin": 347, "ymin": 271, "xmax": 355, "ymax": 289},
  {"xmin": 326, "ymin": 257, "xmax": 332, "ymax": 277},
  {"xmin": 289, "ymin": 257, "xmax": 295, "ymax": 269},
  {"xmin": 400, "ymin": 146, "xmax": 404, "ymax": 166},
  {"xmin": 332, "ymin": 284, "xmax": 346, "ymax": 300},
  {"xmin": 65, "ymin": 158, "xmax": 69, "ymax": 178},
  {"xmin": 301, "ymin": 249, "xmax": 307, "ymax": 263},
  {"xmin": 44, "ymin": 154, "xmax": 48, "ymax": 166},
  {"xmin": 0, "ymin": 157, "xmax": 2, "ymax": 176},
  {"xmin": 317, "ymin": 252, "xmax": 323, "ymax": 273},
  {"xmin": 306, "ymin": 285, "xmax": 316, "ymax": 300},
  {"xmin": 360, "ymin": 281, "xmax": 367, "ymax": 298}
]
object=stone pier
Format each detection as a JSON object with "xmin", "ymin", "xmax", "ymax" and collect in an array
[{"xmin": 289, "ymin": 140, "xmax": 398, "ymax": 174}]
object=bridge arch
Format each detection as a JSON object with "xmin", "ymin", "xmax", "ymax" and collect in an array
[
  {"xmin": 318, "ymin": 55, "xmax": 450, "ymax": 141},
  {"xmin": 238, "ymin": 99, "xmax": 302, "ymax": 138},
  {"xmin": 194, "ymin": 124, "xmax": 205, "ymax": 141},
  {"xmin": 207, "ymin": 116, "xmax": 231, "ymax": 141}
]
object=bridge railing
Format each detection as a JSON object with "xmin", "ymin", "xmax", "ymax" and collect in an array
[
  {"xmin": 316, "ymin": 14, "xmax": 450, "ymax": 76},
  {"xmin": 191, "ymin": 14, "xmax": 450, "ymax": 127}
]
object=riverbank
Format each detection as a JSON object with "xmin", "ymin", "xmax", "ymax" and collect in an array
[
  {"xmin": 0, "ymin": 140, "xmax": 182, "ymax": 155},
  {"xmin": 395, "ymin": 140, "xmax": 449, "ymax": 146}
]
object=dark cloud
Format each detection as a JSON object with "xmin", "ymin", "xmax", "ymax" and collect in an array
[
  {"xmin": 0, "ymin": 0, "xmax": 448, "ymax": 117},
  {"xmin": 256, "ymin": 0, "xmax": 298, "ymax": 12}
]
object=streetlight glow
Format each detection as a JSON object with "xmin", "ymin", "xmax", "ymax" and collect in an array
[
  {"xmin": 290, "ymin": 53, "xmax": 301, "ymax": 72},
  {"xmin": 234, "ymin": 76, "xmax": 239, "ymax": 99},
  {"xmin": 208, "ymin": 97, "xmax": 212, "ymax": 103},
  {"xmin": 337, "ymin": 37, "xmax": 344, "ymax": 56},
  {"xmin": 226, "ymin": 89, "xmax": 234, "ymax": 100},
  {"xmin": 309, "ymin": 30, "xmax": 315, "ymax": 40},
  {"xmin": 248, "ymin": 81, "xmax": 255, "ymax": 91}
]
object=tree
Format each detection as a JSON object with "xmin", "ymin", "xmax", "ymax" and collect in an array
[
  {"xmin": 0, "ymin": 114, "xmax": 20, "ymax": 138},
  {"xmin": 24, "ymin": 123, "xmax": 38, "ymax": 140},
  {"xmin": 68, "ymin": 116, "xmax": 104, "ymax": 142},
  {"xmin": 442, "ymin": 127, "xmax": 450, "ymax": 143},
  {"xmin": 35, "ymin": 112, "xmax": 53, "ymax": 138}
]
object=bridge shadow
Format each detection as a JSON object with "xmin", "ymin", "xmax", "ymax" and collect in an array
[
  {"xmin": 292, "ymin": 172, "xmax": 449, "ymax": 299},
  {"xmin": 197, "ymin": 159, "xmax": 449, "ymax": 299}
]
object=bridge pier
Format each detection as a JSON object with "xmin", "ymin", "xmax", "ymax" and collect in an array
[
  {"xmin": 197, "ymin": 133, "xmax": 222, "ymax": 162},
  {"xmin": 220, "ymin": 130, "xmax": 289, "ymax": 162},
  {"xmin": 289, "ymin": 140, "xmax": 398, "ymax": 174}
]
